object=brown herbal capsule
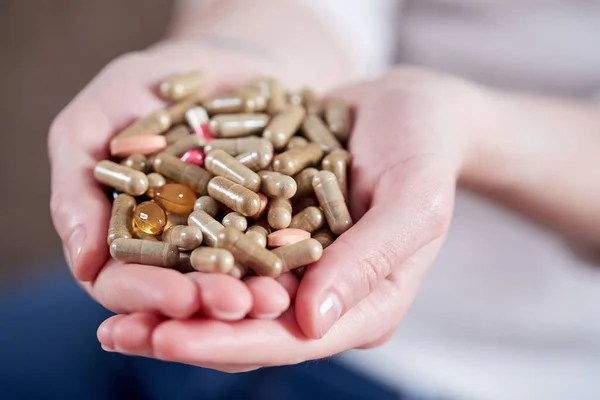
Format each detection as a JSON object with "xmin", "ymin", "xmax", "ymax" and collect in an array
[
  {"xmin": 245, "ymin": 223, "xmax": 269, "ymax": 248},
  {"xmin": 271, "ymin": 238, "xmax": 323, "ymax": 272},
  {"xmin": 174, "ymin": 251, "xmax": 195, "ymax": 273},
  {"xmin": 164, "ymin": 125, "xmax": 190, "ymax": 145},
  {"xmin": 312, "ymin": 228, "xmax": 335, "ymax": 249},
  {"xmin": 272, "ymin": 143, "xmax": 323, "ymax": 176},
  {"xmin": 190, "ymin": 247, "xmax": 235, "ymax": 274},
  {"xmin": 107, "ymin": 194, "xmax": 135, "ymax": 244},
  {"xmin": 301, "ymin": 87, "xmax": 321, "ymax": 115},
  {"xmin": 153, "ymin": 153, "xmax": 212, "ymax": 195},
  {"xmin": 164, "ymin": 135, "xmax": 205, "ymax": 157},
  {"xmin": 188, "ymin": 210, "xmax": 225, "ymax": 247},
  {"xmin": 207, "ymin": 177, "xmax": 261, "ymax": 217},
  {"xmin": 292, "ymin": 197, "xmax": 319, "ymax": 214},
  {"xmin": 217, "ymin": 227, "xmax": 283, "ymax": 277},
  {"xmin": 286, "ymin": 136, "xmax": 308, "ymax": 150},
  {"xmin": 121, "ymin": 154, "xmax": 151, "ymax": 173},
  {"xmin": 159, "ymin": 70, "xmax": 204, "ymax": 102},
  {"xmin": 262, "ymin": 105, "xmax": 306, "ymax": 150},
  {"xmin": 228, "ymin": 262, "xmax": 248, "ymax": 279},
  {"xmin": 205, "ymin": 149, "xmax": 261, "ymax": 192},
  {"xmin": 162, "ymin": 225, "xmax": 203, "ymax": 250},
  {"xmin": 193, "ymin": 196, "xmax": 220, "ymax": 217},
  {"xmin": 110, "ymin": 238, "xmax": 179, "ymax": 268},
  {"xmin": 236, "ymin": 139, "xmax": 274, "ymax": 171},
  {"xmin": 312, "ymin": 170, "xmax": 353, "ymax": 235},
  {"xmin": 204, "ymin": 136, "xmax": 270, "ymax": 156},
  {"xmin": 289, "ymin": 206, "xmax": 325, "ymax": 233},
  {"xmin": 94, "ymin": 160, "xmax": 149, "ymax": 196},
  {"xmin": 293, "ymin": 167, "xmax": 319, "ymax": 198},
  {"xmin": 166, "ymin": 93, "xmax": 203, "ymax": 125},
  {"xmin": 147, "ymin": 173, "xmax": 167, "ymax": 192},
  {"xmin": 110, "ymin": 110, "xmax": 171, "ymax": 143},
  {"xmin": 258, "ymin": 171, "xmax": 297, "ymax": 199},
  {"xmin": 203, "ymin": 90, "xmax": 266, "ymax": 114},
  {"xmin": 267, "ymin": 198, "xmax": 292, "ymax": 230},
  {"xmin": 301, "ymin": 114, "xmax": 341, "ymax": 152},
  {"xmin": 209, "ymin": 113, "xmax": 269, "ymax": 138},
  {"xmin": 267, "ymin": 78, "xmax": 287, "ymax": 115},
  {"xmin": 324, "ymin": 97, "xmax": 351, "ymax": 143},
  {"xmin": 222, "ymin": 212, "xmax": 248, "ymax": 232},
  {"xmin": 164, "ymin": 212, "xmax": 189, "ymax": 232},
  {"xmin": 322, "ymin": 149, "xmax": 351, "ymax": 200}
]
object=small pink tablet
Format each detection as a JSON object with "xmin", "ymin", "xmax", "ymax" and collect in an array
[
  {"xmin": 110, "ymin": 135, "xmax": 167, "ymax": 157},
  {"xmin": 267, "ymin": 228, "xmax": 311, "ymax": 247}
]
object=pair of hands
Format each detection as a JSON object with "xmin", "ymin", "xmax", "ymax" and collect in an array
[{"xmin": 49, "ymin": 39, "xmax": 491, "ymax": 371}]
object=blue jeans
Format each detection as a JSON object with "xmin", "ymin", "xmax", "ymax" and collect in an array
[{"xmin": 0, "ymin": 262, "xmax": 412, "ymax": 400}]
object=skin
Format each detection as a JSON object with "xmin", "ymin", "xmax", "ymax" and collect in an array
[{"xmin": 49, "ymin": 1, "xmax": 600, "ymax": 372}]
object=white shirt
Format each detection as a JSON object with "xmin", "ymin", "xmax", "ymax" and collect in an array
[{"xmin": 302, "ymin": 1, "xmax": 600, "ymax": 399}]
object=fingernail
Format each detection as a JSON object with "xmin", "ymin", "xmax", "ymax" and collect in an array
[
  {"xmin": 318, "ymin": 291, "xmax": 342, "ymax": 337},
  {"xmin": 101, "ymin": 344, "xmax": 115, "ymax": 352},
  {"xmin": 67, "ymin": 226, "xmax": 86, "ymax": 269}
]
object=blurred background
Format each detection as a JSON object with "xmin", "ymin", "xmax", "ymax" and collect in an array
[{"xmin": 0, "ymin": 0, "xmax": 173, "ymax": 282}]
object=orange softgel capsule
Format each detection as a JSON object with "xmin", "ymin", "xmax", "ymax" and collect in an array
[
  {"xmin": 152, "ymin": 183, "xmax": 197, "ymax": 215},
  {"xmin": 134, "ymin": 201, "xmax": 167, "ymax": 235}
]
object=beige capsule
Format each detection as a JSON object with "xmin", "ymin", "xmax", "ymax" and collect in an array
[
  {"xmin": 272, "ymin": 143, "xmax": 323, "ymax": 176},
  {"xmin": 222, "ymin": 212, "xmax": 248, "ymax": 232},
  {"xmin": 204, "ymin": 136, "xmax": 269, "ymax": 156},
  {"xmin": 164, "ymin": 212, "xmax": 189, "ymax": 232},
  {"xmin": 147, "ymin": 172, "xmax": 167, "ymax": 192},
  {"xmin": 164, "ymin": 125, "xmax": 190, "ymax": 145},
  {"xmin": 228, "ymin": 262, "xmax": 248, "ymax": 279},
  {"xmin": 262, "ymin": 105, "xmax": 306, "ymax": 150},
  {"xmin": 152, "ymin": 153, "xmax": 212, "ymax": 195},
  {"xmin": 188, "ymin": 210, "xmax": 225, "ymax": 247},
  {"xmin": 217, "ymin": 227, "xmax": 283, "ymax": 277},
  {"xmin": 107, "ymin": 194, "xmax": 135, "ymax": 244},
  {"xmin": 289, "ymin": 206, "xmax": 325, "ymax": 233},
  {"xmin": 193, "ymin": 195, "xmax": 220, "ymax": 217},
  {"xmin": 110, "ymin": 238, "xmax": 179, "ymax": 268},
  {"xmin": 245, "ymin": 223, "xmax": 269, "ymax": 248},
  {"xmin": 271, "ymin": 238, "xmax": 323, "ymax": 272},
  {"xmin": 258, "ymin": 171, "xmax": 297, "ymax": 199},
  {"xmin": 94, "ymin": 160, "xmax": 149, "ymax": 196},
  {"xmin": 120, "ymin": 154, "xmax": 151, "ymax": 173},
  {"xmin": 185, "ymin": 106, "xmax": 210, "ymax": 132},
  {"xmin": 162, "ymin": 225, "xmax": 203, "ymax": 250},
  {"xmin": 164, "ymin": 135, "xmax": 205, "ymax": 157},
  {"xmin": 159, "ymin": 70, "xmax": 204, "ymax": 102},
  {"xmin": 207, "ymin": 176, "xmax": 261, "ymax": 217},
  {"xmin": 322, "ymin": 149, "xmax": 351, "ymax": 200},
  {"xmin": 203, "ymin": 90, "xmax": 266, "ymax": 114},
  {"xmin": 324, "ymin": 97, "xmax": 351, "ymax": 143},
  {"xmin": 313, "ymin": 170, "xmax": 353, "ymax": 235},
  {"xmin": 292, "ymin": 196, "xmax": 319, "ymax": 214},
  {"xmin": 236, "ymin": 139, "xmax": 274, "ymax": 171},
  {"xmin": 293, "ymin": 167, "xmax": 319, "ymax": 198},
  {"xmin": 267, "ymin": 198, "xmax": 292, "ymax": 230},
  {"xmin": 301, "ymin": 114, "xmax": 342, "ymax": 153},
  {"xmin": 286, "ymin": 136, "xmax": 308, "ymax": 150},
  {"xmin": 190, "ymin": 247, "xmax": 235, "ymax": 274},
  {"xmin": 301, "ymin": 87, "xmax": 321, "ymax": 115},
  {"xmin": 110, "ymin": 110, "xmax": 171, "ymax": 143},
  {"xmin": 245, "ymin": 77, "xmax": 271, "ymax": 99},
  {"xmin": 312, "ymin": 228, "xmax": 335, "ymax": 249},
  {"xmin": 204, "ymin": 149, "xmax": 261, "ymax": 192},
  {"xmin": 267, "ymin": 78, "xmax": 286, "ymax": 115},
  {"xmin": 166, "ymin": 93, "xmax": 203, "ymax": 125},
  {"xmin": 209, "ymin": 113, "xmax": 269, "ymax": 138}
]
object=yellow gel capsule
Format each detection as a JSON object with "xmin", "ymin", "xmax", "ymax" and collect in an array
[
  {"xmin": 134, "ymin": 201, "xmax": 167, "ymax": 235},
  {"xmin": 151, "ymin": 183, "xmax": 197, "ymax": 215}
]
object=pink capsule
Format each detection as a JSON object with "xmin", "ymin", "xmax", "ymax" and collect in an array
[
  {"xmin": 180, "ymin": 149, "xmax": 204, "ymax": 166},
  {"xmin": 110, "ymin": 135, "xmax": 167, "ymax": 157},
  {"xmin": 196, "ymin": 123, "xmax": 215, "ymax": 142},
  {"xmin": 267, "ymin": 228, "xmax": 311, "ymax": 247}
]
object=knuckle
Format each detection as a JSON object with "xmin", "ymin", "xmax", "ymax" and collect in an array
[
  {"xmin": 418, "ymin": 181, "xmax": 453, "ymax": 240},
  {"xmin": 357, "ymin": 250, "xmax": 394, "ymax": 293}
]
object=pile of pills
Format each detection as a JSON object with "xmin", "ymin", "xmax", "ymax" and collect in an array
[{"xmin": 94, "ymin": 70, "xmax": 353, "ymax": 279}]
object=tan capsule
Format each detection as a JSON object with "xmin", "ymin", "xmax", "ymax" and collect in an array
[
  {"xmin": 190, "ymin": 247, "xmax": 235, "ymax": 274},
  {"xmin": 222, "ymin": 212, "xmax": 248, "ymax": 232},
  {"xmin": 164, "ymin": 212, "xmax": 189, "ymax": 232},
  {"xmin": 204, "ymin": 136, "xmax": 269, "ymax": 156},
  {"xmin": 159, "ymin": 70, "xmax": 204, "ymax": 102},
  {"xmin": 188, "ymin": 210, "xmax": 225, "ymax": 247},
  {"xmin": 164, "ymin": 125, "xmax": 190, "ymax": 145},
  {"xmin": 258, "ymin": 171, "xmax": 297, "ymax": 199},
  {"xmin": 110, "ymin": 110, "xmax": 171, "ymax": 143},
  {"xmin": 301, "ymin": 87, "xmax": 321, "ymax": 115},
  {"xmin": 152, "ymin": 153, "xmax": 212, "ymax": 195},
  {"xmin": 217, "ymin": 227, "xmax": 283, "ymax": 277},
  {"xmin": 322, "ymin": 149, "xmax": 351, "ymax": 200},
  {"xmin": 271, "ymin": 238, "xmax": 323, "ymax": 272},
  {"xmin": 132, "ymin": 225, "xmax": 159, "ymax": 241},
  {"xmin": 262, "ymin": 105, "xmax": 306, "ymax": 150},
  {"xmin": 203, "ymin": 90, "xmax": 266, "ymax": 114},
  {"xmin": 94, "ymin": 160, "xmax": 149, "ymax": 196},
  {"xmin": 293, "ymin": 167, "xmax": 319, "ymax": 198},
  {"xmin": 235, "ymin": 139, "xmax": 274, "ymax": 171},
  {"xmin": 313, "ymin": 170, "xmax": 353, "ymax": 235},
  {"xmin": 312, "ymin": 228, "xmax": 335, "ymax": 249},
  {"xmin": 267, "ymin": 78, "xmax": 286, "ymax": 115},
  {"xmin": 228, "ymin": 262, "xmax": 248, "ymax": 279},
  {"xmin": 120, "ymin": 154, "xmax": 151, "ymax": 173},
  {"xmin": 110, "ymin": 238, "xmax": 179, "ymax": 268},
  {"xmin": 209, "ymin": 113, "xmax": 269, "ymax": 138},
  {"xmin": 207, "ymin": 177, "xmax": 261, "ymax": 217},
  {"xmin": 272, "ymin": 143, "xmax": 323, "ymax": 176},
  {"xmin": 193, "ymin": 195, "xmax": 220, "ymax": 217},
  {"xmin": 245, "ymin": 76, "xmax": 271, "ymax": 99},
  {"xmin": 162, "ymin": 225, "xmax": 203, "ymax": 250},
  {"xmin": 267, "ymin": 198, "xmax": 292, "ymax": 230},
  {"xmin": 289, "ymin": 206, "xmax": 325, "ymax": 233},
  {"xmin": 286, "ymin": 136, "xmax": 308, "ymax": 150},
  {"xmin": 164, "ymin": 135, "xmax": 205, "ymax": 157},
  {"xmin": 325, "ymin": 97, "xmax": 351, "ymax": 142},
  {"xmin": 245, "ymin": 223, "xmax": 269, "ymax": 248},
  {"xmin": 301, "ymin": 114, "xmax": 342, "ymax": 152},
  {"xmin": 107, "ymin": 194, "xmax": 135, "ymax": 244},
  {"xmin": 166, "ymin": 93, "xmax": 203, "ymax": 125},
  {"xmin": 174, "ymin": 252, "xmax": 195, "ymax": 273},
  {"xmin": 147, "ymin": 172, "xmax": 167, "ymax": 191},
  {"xmin": 292, "ymin": 196, "xmax": 319, "ymax": 214},
  {"xmin": 204, "ymin": 149, "xmax": 261, "ymax": 192},
  {"xmin": 287, "ymin": 90, "xmax": 303, "ymax": 106}
]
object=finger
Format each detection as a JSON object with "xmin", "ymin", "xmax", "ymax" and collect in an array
[
  {"xmin": 92, "ymin": 260, "xmax": 200, "ymax": 318},
  {"xmin": 275, "ymin": 272, "xmax": 300, "ymax": 301},
  {"xmin": 355, "ymin": 330, "xmax": 396, "ymax": 350},
  {"xmin": 244, "ymin": 277, "xmax": 291, "ymax": 319},
  {"xmin": 187, "ymin": 272, "xmax": 253, "ymax": 321},
  {"xmin": 97, "ymin": 314, "xmax": 126, "ymax": 351},
  {"xmin": 112, "ymin": 313, "xmax": 165, "ymax": 356}
]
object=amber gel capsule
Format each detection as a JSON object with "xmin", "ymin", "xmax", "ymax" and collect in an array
[
  {"xmin": 107, "ymin": 194, "xmax": 136, "ymax": 244},
  {"xmin": 294, "ymin": 167, "xmax": 319, "ymax": 198},
  {"xmin": 222, "ymin": 212, "xmax": 248, "ymax": 232},
  {"xmin": 207, "ymin": 176, "xmax": 261, "ymax": 217},
  {"xmin": 153, "ymin": 153, "xmax": 212, "ymax": 195},
  {"xmin": 263, "ymin": 105, "xmax": 306, "ymax": 150},
  {"xmin": 111, "ymin": 110, "xmax": 171, "ymax": 143},
  {"xmin": 110, "ymin": 238, "xmax": 179, "ymax": 268},
  {"xmin": 322, "ymin": 149, "xmax": 351, "ymax": 200},
  {"xmin": 301, "ymin": 114, "xmax": 342, "ymax": 153},
  {"xmin": 271, "ymin": 238, "xmax": 323, "ymax": 272},
  {"xmin": 190, "ymin": 247, "xmax": 235, "ymax": 274},
  {"xmin": 313, "ymin": 170, "xmax": 353, "ymax": 235},
  {"xmin": 272, "ymin": 143, "xmax": 323, "ymax": 176},
  {"xmin": 132, "ymin": 225, "xmax": 159, "ymax": 241},
  {"xmin": 325, "ymin": 97, "xmax": 351, "ymax": 143},
  {"xmin": 134, "ymin": 201, "xmax": 167, "ymax": 235},
  {"xmin": 209, "ymin": 113, "xmax": 269, "ymax": 138},
  {"xmin": 289, "ymin": 206, "xmax": 324, "ymax": 233},
  {"xmin": 258, "ymin": 171, "xmax": 297, "ymax": 199},
  {"xmin": 151, "ymin": 183, "xmax": 197, "ymax": 215},
  {"xmin": 121, "ymin": 154, "xmax": 151, "ymax": 173},
  {"xmin": 188, "ymin": 210, "xmax": 225, "ymax": 247},
  {"xmin": 162, "ymin": 225, "xmax": 203, "ymax": 250},
  {"xmin": 267, "ymin": 198, "xmax": 292, "ymax": 230},
  {"xmin": 205, "ymin": 149, "xmax": 261, "ymax": 192},
  {"xmin": 217, "ymin": 227, "xmax": 283, "ymax": 277},
  {"xmin": 94, "ymin": 160, "xmax": 149, "ymax": 196},
  {"xmin": 159, "ymin": 70, "xmax": 204, "ymax": 102}
]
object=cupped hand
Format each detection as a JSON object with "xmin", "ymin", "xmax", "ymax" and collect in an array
[{"xmin": 99, "ymin": 67, "xmax": 496, "ymax": 370}]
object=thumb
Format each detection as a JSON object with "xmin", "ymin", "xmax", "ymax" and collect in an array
[{"xmin": 295, "ymin": 156, "xmax": 455, "ymax": 338}]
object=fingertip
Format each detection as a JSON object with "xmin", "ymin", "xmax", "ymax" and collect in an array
[
  {"xmin": 188, "ymin": 272, "xmax": 253, "ymax": 321},
  {"xmin": 245, "ymin": 277, "xmax": 290, "ymax": 320},
  {"xmin": 275, "ymin": 272, "xmax": 300, "ymax": 301},
  {"xmin": 97, "ymin": 314, "xmax": 126, "ymax": 350},
  {"xmin": 112, "ymin": 313, "xmax": 164, "ymax": 355},
  {"xmin": 158, "ymin": 272, "xmax": 201, "ymax": 318}
]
